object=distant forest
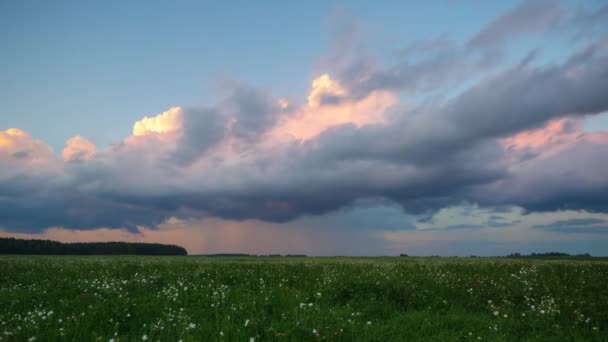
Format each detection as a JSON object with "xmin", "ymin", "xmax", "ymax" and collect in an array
[
  {"xmin": 506, "ymin": 252, "xmax": 592, "ymax": 258},
  {"xmin": 0, "ymin": 237, "xmax": 187, "ymax": 255}
]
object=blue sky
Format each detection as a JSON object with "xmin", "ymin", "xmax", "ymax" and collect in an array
[{"xmin": 1, "ymin": 0, "xmax": 608, "ymax": 255}]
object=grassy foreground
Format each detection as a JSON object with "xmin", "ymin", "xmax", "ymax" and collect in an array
[{"xmin": 0, "ymin": 256, "xmax": 607, "ymax": 341}]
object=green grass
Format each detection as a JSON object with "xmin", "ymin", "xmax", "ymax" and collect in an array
[{"xmin": 1, "ymin": 256, "xmax": 607, "ymax": 341}]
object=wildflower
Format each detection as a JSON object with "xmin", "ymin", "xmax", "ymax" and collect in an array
[
  {"xmin": 503, "ymin": 314, "xmax": 508, "ymax": 318},
  {"xmin": 540, "ymin": 310, "xmax": 545, "ymax": 314},
  {"xmin": 245, "ymin": 319, "xmax": 250, "ymax": 327},
  {"xmin": 220, "ymin": 331, "xmax": 224, "ymax": 336},
  {"xmin": 367, "ymin": 321, "xmax": 372, "ymax": 325},
  {"xmin": 493, "ymin": 311, "xmax": 499, "ymax": 316},
  {"xmin": 188, "ymin": 323, "xmax": 196, "ymax": 329},
  {"xmin": 109, "ymin": 339, "xmax": 114, "ymax": 342},
  {"xmin": 316, "ymin": 292, "xmax": 321, "ymax": 297},
  {"xmin": 249, "ymin": 338, "xmax": 254, "ymax": 342},
  {"xmin": 28, "ymin": 338, "xmax": 36, "ymax": 342},
  {"xmin": 142, "ymin": 335, "xmax": 148, "ymax": 341},
  {"xmin": 312, "ymin": 329, "xmax": 317, "ymax": 334}
]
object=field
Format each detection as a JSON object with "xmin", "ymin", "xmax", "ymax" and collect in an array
[{"xmin": 1, "ymin": 256, "xmax": 607, "ymax": 341}]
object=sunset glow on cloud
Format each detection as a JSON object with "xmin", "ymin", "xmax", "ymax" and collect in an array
[
  {"xmin": 62, "ymin": 135, "xmax": 97, "ymax": 161},
  {"xmin": 132, "ymin": 107, "xmax": 183, "ymax": 137},
  {"xmin": 2, "ymin": 0, "xmax": 608, "ymax": 255},
  {"xmin": 270, "ymin": 74, "xmax": 396, "ymax": 141}
]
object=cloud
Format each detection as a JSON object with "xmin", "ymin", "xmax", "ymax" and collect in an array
[
  {"xmin": 1, "ymin": 6, "xmax": 608, "ymax": 236},
  {"xmin": 0, "ymin": 128, "xmax": 55, "ymax": 167},
  {"xmin": 533, "ymin": 218, "xmax": 608, "ymax": 234},
  {"xmin": 132, "ymin": 107, "xmax": 183, "ymax": 136},
  {"xmin": 269, "ymin": 74, "xmax": 396, "ymax": 141},
  {"xmin": 468, "ymin": 0, "xmax": 562, "ymax": 48},
  {"xmin": 62, "ymin": 135, "xmax": 97, "ymax": 161}
]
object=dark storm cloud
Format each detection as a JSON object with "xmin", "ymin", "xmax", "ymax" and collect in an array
[
  {"xmin": 170, "ymin": 85, "xmax": 280, "ymax": 165},
  {"xmin": 476, "ymin": 140, "xmax": 608, "ymax": 213},
  {"xmin": 171, "ymin": 107, "xmax": 226, "ymax": 165},
  {"xmin": 225, "ymin": 86, "xmax": 280, "ymax": 145},
  {"xmin": 444, "ymin": 48, "xmax": 608, "ymax": 140},
  {"xmin": 533, "ymin": 218, "xmax": 608, "ymax": 234},
  {"xmin": 0, "ymin": 173, "xmax": 170, "ymax": 232}
]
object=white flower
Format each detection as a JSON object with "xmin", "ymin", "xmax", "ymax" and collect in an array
[
  {"xmin": 188, "ymin": 323, "xmax": 196, "ymax": 329},
  {"xmin": 316, "ymin": 292, "xmax": 321, "ymax": 297},
  {"xmin": 493, "ymin": 311, "xmax": 499, "ymax": 316},
  {"xmin": 367, "ymin": 321, "xmax": 372, "ymax": 325},
  {"xmin": 109, "ymin": 339, "xmax": 114, "ymax": 342},
  {"xmin": 503, "ymin": 314, "xmax": 508, "ymax": 318},
  {"xmin": 142, "ymin": 335, "xmax": 148, "ymax": 341},
  {"xmin": 249, "ymin": 338, "xmax": 254, "ymax": 342},
  {"xmin": 245, "ymin": 319, "xmax": 250, "ymax": 327},
  {"xmin": 312, "ymin": 329, "xmax": 317, "ymax": 334},
  {"xmin": 28, "ymin": 338, "xmax": 36, "ymax": 342},
  {"xmin": 540, "ymin": 310, "xmax": 545, "ymax": 314}
]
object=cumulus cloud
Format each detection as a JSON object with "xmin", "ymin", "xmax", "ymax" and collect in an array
[
  {"xmin": 62, "ymin": 135, "xmax": 97, "ymax": 161},
  {"xmin": 0, "ymin": 128, "xmax": 55, "ymax": 166},
  {"xmin": 269, "ymin": 74, "xmax": 396, "ymax": 141},
  {"xmin": 132, "ymin": 107, "xmax": 183, "ymax": 136}
]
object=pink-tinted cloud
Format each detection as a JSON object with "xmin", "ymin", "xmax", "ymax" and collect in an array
[
  {"xmin": 0, "ymin": 128, "xmax": 54, "ymax": 165},
  {"xmin": 268, "ymin": 74, "xmax": 396, "ymax": 142},
  {"xmin": 62, "ymin": 135, "xmax": 97, "ymax": 161}
]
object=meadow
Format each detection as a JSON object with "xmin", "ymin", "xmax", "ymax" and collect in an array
[{"xmin": 0, "ymin": 256, "xmax": 607, "ymax": 341}]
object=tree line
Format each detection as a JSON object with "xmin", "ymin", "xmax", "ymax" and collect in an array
[
  {"xmin": 507, "ymin": 252, "xmax": 591, "ymax": 258},
  {"xmin": 0, "ymin": 237, "xmax": 187, "ymax": 255}
]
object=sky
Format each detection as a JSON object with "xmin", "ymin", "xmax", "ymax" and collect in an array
[{"xmin": 1, "ymin": 0, "xmax": 608, "ymax": 256}]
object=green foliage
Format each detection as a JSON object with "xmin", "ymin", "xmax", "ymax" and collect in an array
[
  {"xmin": 0, "ymin": 256, "xmax": 606, "ymax": 341},
  {"xmin": 0, "ymin": 238, "xmax": 187, "ymax": 256}
]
